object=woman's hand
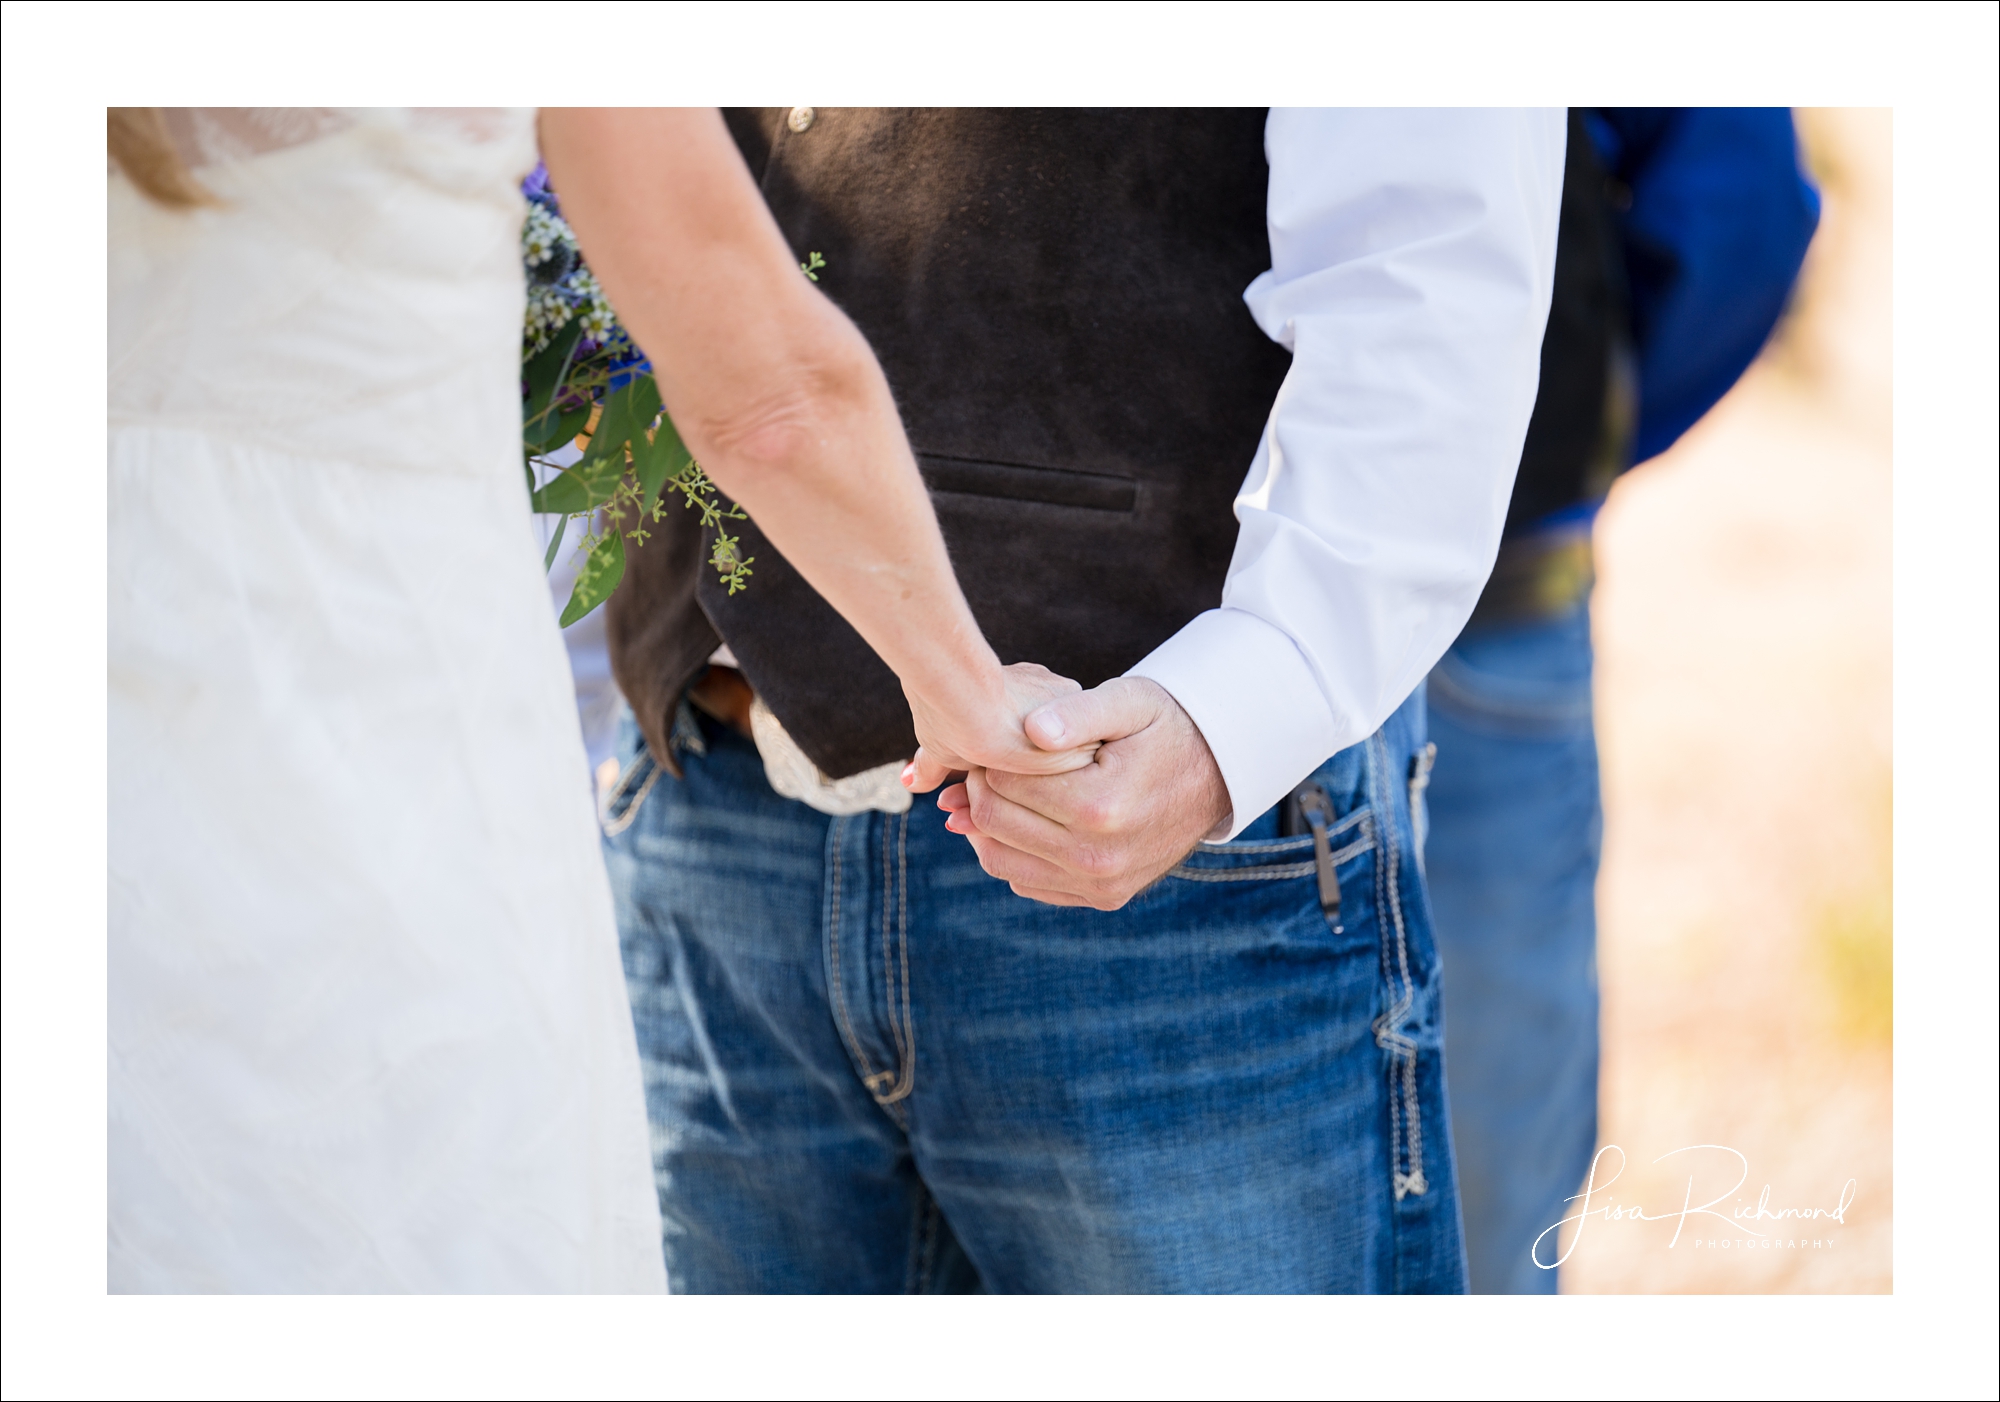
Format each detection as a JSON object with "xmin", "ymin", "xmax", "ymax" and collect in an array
[{"xmin": 901, "ymin": 662, "xmax": 1100, "ymax": 793}]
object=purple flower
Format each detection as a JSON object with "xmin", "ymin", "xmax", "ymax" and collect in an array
[{"xmin": 521, "ymin": 161, "xmax": 558, "ymax": 211}]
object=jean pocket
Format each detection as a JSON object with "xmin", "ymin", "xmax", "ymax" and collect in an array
[
  {"xmin": 600, "ymin": 746, "xmax": 663, "ymax": 836},
  {"xmin": 1167, "ymin": 807, "xmax": 1375, "ymax": 884},
  {"xmin": 1425, "ymin": 606, "xmax": 1595, "ymax": 739},
  {"xmin": 1425, "ymin": 652, "xmax": 1593, "ymax": 739}
]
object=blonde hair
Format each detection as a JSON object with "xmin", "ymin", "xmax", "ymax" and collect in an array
[{"xmin": 108, "ymin": 108, "xmax": 215, "ymax": 208}]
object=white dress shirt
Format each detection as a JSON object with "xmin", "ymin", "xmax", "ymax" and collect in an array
[{"xmin": 1129, "ymin": 108, "xmax": 1566, "ymax": 838}]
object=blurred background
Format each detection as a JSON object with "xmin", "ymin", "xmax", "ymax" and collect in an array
[{"xmin": 1561, "ymin": 107, "xmax": 1891, "ymax": 1293}]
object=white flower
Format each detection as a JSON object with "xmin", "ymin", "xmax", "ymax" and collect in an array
[
  {"xmin": 524, "ymin": 283, "xmax": 577, "ymax": 357},
  {"xmin": 522, "ymin": 204, "xmax": 575, "ymax": 268}
]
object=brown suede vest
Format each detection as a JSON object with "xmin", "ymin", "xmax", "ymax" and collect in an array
[{"xmin": 607, "ymin": 108, "xmax": 1290, "ymax": 777}]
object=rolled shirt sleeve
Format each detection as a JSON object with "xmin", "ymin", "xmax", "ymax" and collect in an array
[{"xmin": 1128, "ymin": 108, "xmax": 1566, "ymax": 838}]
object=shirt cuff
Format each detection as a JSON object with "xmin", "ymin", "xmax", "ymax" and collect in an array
[{"xmin": 1126, "ymin": 608, "xmax": 1344, "ymax": 841}]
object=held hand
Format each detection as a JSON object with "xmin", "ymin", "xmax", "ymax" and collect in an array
[
  {"xmin": 902, "ymin": 662, "xmax": 1100, "ymax": 793},
  {"xmin": 936, "ymin": 676, "xmax": 1232, "ymax": 910}
]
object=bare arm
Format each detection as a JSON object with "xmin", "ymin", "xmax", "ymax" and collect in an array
[{"xmin": 540, "ymin": 108, "xmax": 1087, "ymax": 777}]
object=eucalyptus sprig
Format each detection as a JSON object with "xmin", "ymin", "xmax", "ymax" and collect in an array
[
  {"xmin": 520, "ymin": 164, "xmax": 764, "ymax": 624},
  {"xmin": 667, "ymin": 463, "xmax": 753, "ymax": 594}
]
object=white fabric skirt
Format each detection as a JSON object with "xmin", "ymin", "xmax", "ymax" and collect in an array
[{"xmin": 109, "ymin": 424, "xmax": 664, "ymax": 1292}]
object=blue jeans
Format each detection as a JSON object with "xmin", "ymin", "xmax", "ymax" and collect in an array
[
  {"xmin": 601, "ymin": 690, "xmax": 1466, "ymax": 1293},
  {"xmin": 1423, "ymin": 599, "xmax": 1601, "ymax": 1294}
]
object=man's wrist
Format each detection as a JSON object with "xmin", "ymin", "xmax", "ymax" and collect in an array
[
  {"xmin": 1127, "ymin": 609, "xmax": 1347, "ymax": 840},
  {"xmin": 1172, "ymin": 694, "xmax": 1235, "ymax": 841}
]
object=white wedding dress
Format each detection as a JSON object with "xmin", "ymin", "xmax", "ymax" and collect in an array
[{"xmin": 108, "ymin": 109, "xmax": 665, "ymax": 1292}]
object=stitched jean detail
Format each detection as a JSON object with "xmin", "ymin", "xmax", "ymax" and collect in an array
[
  {"xmin": 1168, "ymin": 818, "xmax": 1374, "ymax": 882},
  {"xmin": 823, "ymin": 815, "xmax": 881, "ymax": 1096},
  {"xmin": 824, "ymin": 811, "xmax": 918, "ymax": 1126},
  {"xmin": 1408, "ymin": 742, "xmax": 1437, "ymax": 878},
  {"xmin": 877, "ymin": 812, "xmax": 916, "ymax": 1107},
  {"xmin": 1187, "ymin": 806, "xmax": 1371, "ymax": 859},
  {"xmin": 1370, "ymin": 729, "xmax": 1428, "ymax": 1202}
]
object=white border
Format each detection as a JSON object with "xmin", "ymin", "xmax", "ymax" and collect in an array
[{"xmin": 4, "ymin": 2, "xmax": 1994, "ymax": 1398}]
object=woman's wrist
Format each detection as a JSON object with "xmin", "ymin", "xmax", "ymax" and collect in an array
[{"xmin": 904, "ymin": 641, "xmax": 1008, "ymax": 727}]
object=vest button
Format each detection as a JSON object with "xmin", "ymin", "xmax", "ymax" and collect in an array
[{"xmin": 787, "ymin": 106, "xmax": 816, "ymax": 134}]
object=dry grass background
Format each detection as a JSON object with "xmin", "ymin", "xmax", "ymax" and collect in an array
[{"xmin": 1559, "ymin": 108, "xmax": 1892, "ymax": 1293}]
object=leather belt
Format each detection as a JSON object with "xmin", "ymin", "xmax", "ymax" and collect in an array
[
  {"xmin": 1466, "ymin": 524, "xmax": 1595, "ymax": 628},
  {"xmin": 688, "ymin": 664, "xmax": 756, "ymax": 738}
]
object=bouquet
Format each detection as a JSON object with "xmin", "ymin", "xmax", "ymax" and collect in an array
[{"xmin": 520, "ymin": 164, "xmax": 753, "ymax": 625}]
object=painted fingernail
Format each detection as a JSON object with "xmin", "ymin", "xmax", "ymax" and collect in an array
[{"xmin": 900, "ymin": 761, "xmax": 916, "ymax": 787}]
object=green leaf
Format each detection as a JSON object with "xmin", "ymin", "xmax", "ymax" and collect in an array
[
  {"xmin": 631, "ymin": 397, "xmax": 687, "ymax": 505},
  {"xmin": 523, "ymin": 319, "xmax": 585, "ymax": 432},
  {"xmin": 559, "ymin": 529, "xmax": 626, "ymax": 627},
  {"xmin": 541, "ymin": 513, "xmax": 568, "ymax": 574},
  {"xmin": 624, "ymin": 375, "xmax": 663, "ymax": 438},
  {"xmin": 526, "ymin": 400, "xmax": 592, "ymax": 456},
  {"xmin": 534, "ymin": 454, "xmax": 627, "ymax": 514},
  {"xmin": 531, "ymin": 383, "xmax": 636, "ymax": 515},
  {"xmin": 530, "ymin": 465, "xmax": 596, "ymax": 515},
  {"xmin": 578, "ymin": 383, "xmax": 633, "ymax": 467}
]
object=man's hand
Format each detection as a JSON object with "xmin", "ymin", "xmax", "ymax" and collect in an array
[{"xmin": 937, "ymin": 677, "xmax": 1232, "ymax": 910}]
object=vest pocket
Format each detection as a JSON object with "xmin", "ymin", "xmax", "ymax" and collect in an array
[{"xmin": 917, "ymin": 453, "xmax": 1137, "ymax": 513}]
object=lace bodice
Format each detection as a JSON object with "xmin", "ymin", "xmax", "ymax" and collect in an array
[
  {"xmin": 110, "ymin": 108, "xmax": 538, "ymax": 476},
  {"xmin": 156, "ymin": 107, "xmax": 525, "ymax": 168}
]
